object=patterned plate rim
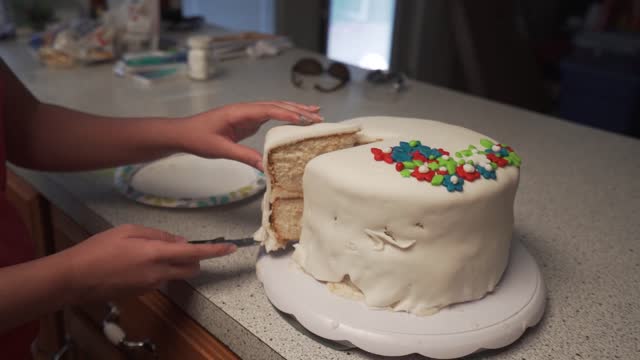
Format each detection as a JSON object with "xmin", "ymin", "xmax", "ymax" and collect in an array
[{"xmin": 113, "ymin": 162, "xmax": 266, "ymax": 208}]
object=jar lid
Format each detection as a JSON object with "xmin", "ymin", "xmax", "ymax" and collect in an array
[{"xmin": 188, "ymin": 35, "xmax": 212, "ymax": 49}]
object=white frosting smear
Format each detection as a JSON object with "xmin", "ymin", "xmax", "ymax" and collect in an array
[{"xmin": 364, "ymin": 229, "xmax": 417, "ymax": 250}]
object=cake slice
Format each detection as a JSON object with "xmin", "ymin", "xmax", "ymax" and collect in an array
[{"xmin": 254, "ymin": 123, "xmax": 361, "ymax": 251}]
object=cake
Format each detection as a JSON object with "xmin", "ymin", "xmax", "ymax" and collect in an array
[
  {"xmin": 254, "ymin": 123, "xmax": 361, "ymax": 251},
  {"xmin": 255, "ymin": 117, "xmax": 521, "ymax": 315}
]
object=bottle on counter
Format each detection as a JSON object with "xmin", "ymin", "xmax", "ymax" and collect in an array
[{"xmin": 187, "ymin": 35, "xmax": 216, "ymax": 80}]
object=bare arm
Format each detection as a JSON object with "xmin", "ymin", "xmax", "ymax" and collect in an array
[
  {"xmin": 1, "ymin": 59, "xmax": 322, "ymax": 171},
  {"xmin": 1, "ymin": 59, "xmax": 183, "ymax": 170},
  {"xmin": 0, "ymin": 249, "xmax": 74, "ymax": 331},
  {"xmin": 0, "ymin": 225, "xmax": 237, "ymax": 332},
  {"xmin": 0, "ymin": 59, "xmax": 325, "ymax": 331}
]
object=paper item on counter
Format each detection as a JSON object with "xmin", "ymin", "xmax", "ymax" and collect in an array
[
  {"xmin": 130, "ymin": 66, "xmax": 186, "ymax": 86},
  {"xmin": 30, "ymin": 18, "xmax": 117, "ymax": 67},
  {"xmin": 114, "ymin": 155, "xmax": 266, "ymax": 208},
  {"xmin": 190, "ymin": 32, "xmax": 292, "ymax": 61},
  {"xmin": 113, "ymin": 50, "xmax": 186, "ymax": 75},
  {"xmin": 28, "ymin": 0, "xmax": 161, "ymax": 68},
  {"xmin": 246, "ymin": 38, "xmax": 292, "ymax": 58}
]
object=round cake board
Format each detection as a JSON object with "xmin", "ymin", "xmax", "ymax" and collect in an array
[{"xmin": 256, "ymin": 240, "xmax": 545, "ymax": 359}]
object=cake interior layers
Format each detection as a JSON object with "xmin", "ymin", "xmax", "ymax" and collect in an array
[
  {"xmin": 268, "ymin": 132, "xmax": 359, "ymax": 243},
  {"xmin": 271, "ymin": 198, "xmax": 303, "ymax": 241}
]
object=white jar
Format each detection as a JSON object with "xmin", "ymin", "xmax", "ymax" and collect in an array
[{"xmin": 187, "ymin": 35, "xmax": 216, "ymax": 80}]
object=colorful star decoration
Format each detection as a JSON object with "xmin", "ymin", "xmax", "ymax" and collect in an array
[{"xmin": 371, "ymin": 139, "xmax": 521, "ymax": 192}]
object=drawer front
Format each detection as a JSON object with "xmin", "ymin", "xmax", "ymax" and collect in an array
[
  {"xmin": 77, "ymin": 292, "xmax": 239, "ymax": 360},
  {"xmin": 64, "ymin": 309, "xmax": 127, "ymax": 360},
  {"xmin": 5, "ymin": 169, "xmax": 49, "ymax": 251},
  {"xmin": 51, "ymin": 207, "xmax": 239, "ymax": 360},
  {"xmin": 5, "ymin": 170, "xmax": 64, "ymax": 358},
  {"xmin": 51, "ymin": 206, "xmax": 90, "ymax": 247}
]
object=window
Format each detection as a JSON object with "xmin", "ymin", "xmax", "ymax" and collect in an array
[
  {"xmin": 326, "ymin": 0, "xmax": 396, "ymax": 70},
  {"xmin": 182, "ymin": 0, "xmax": 275, "ymax": 34}
]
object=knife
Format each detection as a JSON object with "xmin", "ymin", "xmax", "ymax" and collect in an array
[{"xmin": 189, "ymin": 237, "xmax": 257, "ymax": 247}]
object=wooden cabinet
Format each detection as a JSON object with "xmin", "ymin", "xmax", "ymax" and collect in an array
[
  {"xmin": 6, "ymin": 169, "xmax": 239, "ymax": 360},
  {"xmin": 5, "ymin": 170, "xmax": 64, "ymax": 359}
]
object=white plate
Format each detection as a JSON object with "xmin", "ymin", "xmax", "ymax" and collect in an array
[
  {"xmin": 256, "ymin": 240, "xmax": 546, "ymax": 359},
  {"xmin": 114, "ymin": 154, "xmax": 266, "ymax": 208}
]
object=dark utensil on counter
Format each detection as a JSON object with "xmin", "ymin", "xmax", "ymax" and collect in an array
[
  {"xmin": 291, "ymin": 58, "xmax": 351, "ymax": 92},
  {"xmin": 189, "ymin": 237, "xmax": 256, "ymax": 247},
  {"xmin": 366, "ymin": 69, "xmax": 407, "ymax": 92}
]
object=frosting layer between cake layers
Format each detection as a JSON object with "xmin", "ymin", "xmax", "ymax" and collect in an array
[{"xmin": 292, "ymin": 117, "xmax": 520, "ymax": 315}]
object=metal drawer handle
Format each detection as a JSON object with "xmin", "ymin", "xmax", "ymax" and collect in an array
[
  {"xmin": 52, "ymin": 335, "xmax": 74, "ymax": 360},
  {"xmin": 103, "ymin": 302, "xmax": 157, "ymax": 356}
]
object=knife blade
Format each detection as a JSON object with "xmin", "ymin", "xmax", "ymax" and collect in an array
[{"xmin": 189, "ymin": 237, "xmax": 257, "ymax": 247}]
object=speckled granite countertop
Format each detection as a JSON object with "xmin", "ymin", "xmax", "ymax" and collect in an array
[{"xmin": 2, "ymin": 38, "xmax": 639, "ymax": 359}]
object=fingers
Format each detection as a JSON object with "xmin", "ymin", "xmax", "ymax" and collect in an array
[
  {"xmin": 158, "ymin": 242, "xmax": 236, "ymax": 281},
  {"xmin": 256, "ymin": 100, "xmax": 320, "ymax": 113},
  {"xmin": 218, "ymin": 140, "xmax": 264, "ymax": 170},
  {"xmin": 115, "ymin": 224, "xmax": 183, "ymax": 242},
  {"xmin": 225, "ymin": 102, "xmax": 323, "ymax": 126},
  {"xmin": 159, "ymin": 242, "xmax": 237, "ymax": 263},
  {"xmin": 280, "ymin": 101, "xmax": 321, "ymax": 112},
  {"xmin": 168, "ymin": 262, "xmax": 201, "ymax": 279},
  {"xmin": 258, "ymin": 101, "xmax": 324, "ymax": 124}
]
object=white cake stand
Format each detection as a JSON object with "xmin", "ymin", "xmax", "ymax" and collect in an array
[{"xmin": 256, "ymin": 240, "xmax": 546, "ymax": 359}]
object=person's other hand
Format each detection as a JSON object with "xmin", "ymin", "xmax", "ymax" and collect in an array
[
  {"xmin": 60, "ymin": 224, "xmax": 235, "ymax": 303},
  {"xmin": 176, "ymin": 101, "xmax": 322, "ymax": 170}
]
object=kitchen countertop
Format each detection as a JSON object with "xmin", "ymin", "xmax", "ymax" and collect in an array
[{"xmin": 2, "ymin": 37, "xmax": 639, "ymax": 360}]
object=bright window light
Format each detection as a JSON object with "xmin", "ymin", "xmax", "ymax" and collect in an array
[{"xmin": 327, "ymin": 0, "xmax": 396, "ymax": 70}]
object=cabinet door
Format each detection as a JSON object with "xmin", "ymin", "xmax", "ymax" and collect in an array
[
  {"xmin": 78, "ymin": 293, "xmax": 240, "ymax": 360},
  {"xmin": 5, "ymin": 169, "xmax": 51, "ymax": 254},
  {"xmin": 64, "ymin": 308, "xmax": 127, "ymax": 360},
  {"xmin": 5, "ymin": 169, "xmax": 64, "ymax": 359},
  {"xmin": 51, "ymin": 206, "xmax": 239, "ymax": 360},
  {"xmin": 51, "ymin": 207, "xmax": 125, "ymax": 360}
]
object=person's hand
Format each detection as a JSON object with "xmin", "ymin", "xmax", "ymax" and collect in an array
[
  {"xmin": 59, "ymin": 224, "xmax": 235, "ymax": 303},
  {"xmin": 176, "ymin": 101, "xmax": 323, "ymax": 170}
]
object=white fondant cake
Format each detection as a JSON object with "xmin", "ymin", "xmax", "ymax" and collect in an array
[{"xmin": 256, "ymin": 117, "xmax": 521, "ymax": 315}]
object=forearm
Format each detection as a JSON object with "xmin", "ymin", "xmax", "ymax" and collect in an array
[
  {"xmin": 8, "ymin": 103, "xmax": 184, "ymax": 171},
  {"xmin": 2, "ymin": 58, "xmax": 186, "ymax": 171},
  {"xmin": 0, "ymin": 252, "xmax": 74, "ymax": 332},
  {"xmin": 3, "ymin": 59, "xmax": 319, "ymax": 171}
]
